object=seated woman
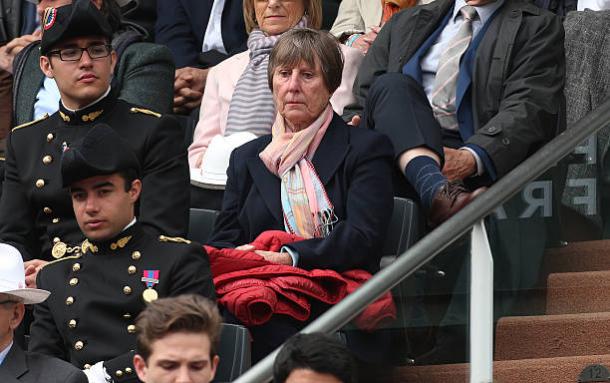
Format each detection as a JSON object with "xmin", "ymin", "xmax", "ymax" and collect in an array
[
  {"xmin": 188, "ymin": 0, "xmax": 363, "ymax": 187},
  {"xmin": 208, "ymin": 28, "xmax": 395, "ymax": 360}
]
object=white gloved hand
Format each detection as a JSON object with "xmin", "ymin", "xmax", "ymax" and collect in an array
[{"xmin": 83, "ymin": 361, "xmax": 112, "ymax": 383}]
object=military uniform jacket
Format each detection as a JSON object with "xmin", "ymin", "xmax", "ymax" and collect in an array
[
  {"xmin": 28, "ymin": 223, "xmax": 216, "ymax": 383},
  {"xmin": 0, "ymin": 91, "xmax": 190, "ymax": 261}
]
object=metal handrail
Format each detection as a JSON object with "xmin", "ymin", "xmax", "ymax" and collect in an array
[{"xmin": 234, "ymin": 98, "xmax": 610, "ymax": 383}]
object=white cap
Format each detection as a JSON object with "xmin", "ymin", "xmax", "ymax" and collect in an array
[
  {"xmin": 0, "ymin": 244, "xmax": 50, "ymax": 305},
  {"xmin": 196, "ymin": 133, "xmax": 257, "ymax": 188}
]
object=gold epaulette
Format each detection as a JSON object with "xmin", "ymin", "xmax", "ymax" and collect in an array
[
  {"xmin": 41, "ymin": 254, "xmax": 82, "ymax": 269},
  {"xmin": 12, "ymin": 114, "xmax": 49, "ymax": 132},
  {"xmin": 159, "ymin": 235, "xmax": 191, "ymax": 244},
  {"xmin": 130, "ymin": 107, "xmax": 161, "ymax": 118}
]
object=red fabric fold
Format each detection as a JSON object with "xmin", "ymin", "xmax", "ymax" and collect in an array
[{"xmin": 207, "ymin": 231, "xmax": 396, "ymax": 331}]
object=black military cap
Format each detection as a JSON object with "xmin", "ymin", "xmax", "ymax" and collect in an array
[
  {"xmin": 40, "ymin": 0, "xmax": 113, "ymax": 55},
  {"xmin": 61, "ymin": 124, "xmax": 141, "ymax": 187}
]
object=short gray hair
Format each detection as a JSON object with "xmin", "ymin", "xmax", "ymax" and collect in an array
[{"xmin": 268, "ymin": 28, "xmax": 344, "ymax": 95}]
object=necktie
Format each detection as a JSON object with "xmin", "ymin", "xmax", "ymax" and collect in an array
[{"xmin": 430, "ymin": 5, "xmax": 478, "ymax": 130}]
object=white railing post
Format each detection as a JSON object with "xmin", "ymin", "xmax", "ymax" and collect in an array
[{"xmin": 470, "ymin": 219, "xmax": 494, "ymax": 383}]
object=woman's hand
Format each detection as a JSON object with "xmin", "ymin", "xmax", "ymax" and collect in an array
[{"xmin": 255, "ymin": 250, "xmax": 293, "ymax": 265}]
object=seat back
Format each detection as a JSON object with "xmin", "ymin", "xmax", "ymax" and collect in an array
[
  {"xmin": 380, "ymin": 197, "xmax": 421, "ymax": 267},
  {"xmin": 212, "ymin": 323, "xmax": 251, "ymax": 382},
  {"xmin": 188, "ymin": 208, "xmax": 220, "ymax": 244}
]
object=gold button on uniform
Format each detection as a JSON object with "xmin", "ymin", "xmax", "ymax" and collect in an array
[
  {"xmin": 131, "ymin": 251, "xmax": 141, "ymax": 260},
  {"xmin": 43, "ymin": 207, "xmax": 52, "ymax": 214},
  {"xmin": 42, "ymin": 155, "xmax": 53, "ymax": 165},
  {"xmin": 52, "ymin": 218, "xmax": 60, "ymax": 223},
  {"xmin": 69, "ymin": 278, "xmax": 78, "ymax": 286},
  {"xmin": 47, "ymin": 133, "xmax": 54, "ymax": 142},
  {"xmin": 127, "ymin": 265, "xmax": 136, "ymax": 275},
  {"xmin": 84, "ymin": 364, "xmax": 91, "ymax": 369},
  {"xmin": 127, "ymin": 325, "xmax": 136, "ymax": 333},
  {"xmin": 72, "ymin": 263, "xmax": 81, "ymax": 272},
  {"xmin": 125, "ymin": 367, "xmax": 132, "ymax": 374},
  {"xmin": 116, "ymin": 370, "xmax": 123, "ymax": 377},
  {"xmin": 66, "ymin": 296, "xmax": 74, "ymax": 305},
  {"xmin": 53, "ymin": 237, "xmax": 61, "ymax": 243},
  {"xmin": 123, "ymin": 286, "xmax": 132, "ymax": 295},
  {"xmin": 123, "ymin": 313, "xmax": 132, "ymax": 319},
  {"xmin": 68, "ymin": 319, "xmax": 77, "ymax": 328},
  {"xmin": 74, "ymin": 341, "xmax": 84, "ymax": 350},
  {"xmin": 35, "ymin": 179, "xmax": 45, "ymax": 188}
]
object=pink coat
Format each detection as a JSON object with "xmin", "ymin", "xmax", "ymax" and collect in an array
[{"xmin": 188, "ymin": 45, "xmax": 364, "ymax": 168}]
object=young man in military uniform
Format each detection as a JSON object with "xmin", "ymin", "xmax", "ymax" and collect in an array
[
  {"xmin": 0, "ymin": 1, "xmax": 189, "ymax": 281},
  {"xmin": 28, "ymin": 124, "xmax": 215, "ymax": 383}
]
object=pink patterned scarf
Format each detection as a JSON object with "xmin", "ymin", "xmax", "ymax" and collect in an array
[{"xmin": 259, "ymin": 105, "xmax": 337, "ymax": 238}]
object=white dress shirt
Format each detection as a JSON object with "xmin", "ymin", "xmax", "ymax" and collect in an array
[
  {"xmin": 202, "ymin": 0, "xmax": 228, "ymax": 54},
  {"xmin": 0, "ymin": 341, "xmax": 13, "ymax": 366}
]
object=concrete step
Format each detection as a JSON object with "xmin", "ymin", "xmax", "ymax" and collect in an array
[
  {"xmin": 495, "ymin": 312, "xmax": 610, "ymax": 361},
  {"xmin": 544, "ymin": 240, "xmax": 610, "ymax": 274},
  {"xmin": 546, "ymin": 270, "xmax": 610, "ymax": 314},
  {"xmin": 387, "ymin": 354, "xmax": 610, "ymax": 383}
]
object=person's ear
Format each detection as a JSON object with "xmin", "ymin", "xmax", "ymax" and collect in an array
[
  {"xmin": 109, "ymin": 50, "xmax": 117, "ymax": 75},
  {"xmin": 209, "ymin": 355, "xmax": 220, "ymax": 381},
  {"xmin": 40, "ymin": 56, "xmax": 54, "ymax": 79},
  {"xmin": 129, "ymin": 179, "xmax": 142, "ymax": 202},
  {"xmin": 133, "ymin": 354, "xmax": 148, "ymax": 382},
  {"xmin": 9, "ymin": 303, "xmax": 25, "ymax": 331}
]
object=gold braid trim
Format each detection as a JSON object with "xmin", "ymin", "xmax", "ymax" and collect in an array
[
  {"xmin": 12, "ymin": 114, "xmax": 49, "ymax": 132},
  {"xmin": 130, "ymin": 107, "xmax": 161, "ymax": 118},
  {"xmin": 159, "ymin": 235, "xmax": 191, "ymax": 244},
  {"xmin": 41, "ymin": 254, "xmax": 82, "ymax": 269}
]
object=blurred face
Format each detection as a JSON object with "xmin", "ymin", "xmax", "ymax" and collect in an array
[
  {"xmin": 285, "ymin": 369, "xmax": 343, "ymax": 383},
  {"xmin": 272, "ymin": 59, "xmax": 331, "ymax": 131},
  {"xmin": 134, "ymin": 332, "xmax": 219, "ymax": 383},
  {"xmin": 0, "ymin": 293, "xmax": 24, "ymax": 351},
  {"xmin": 36, "ymin": 0, "xmax": 103, "ymax": 21},
  {"xmin": 70, "ymin": 173, "xmax": 140, "ymax": 242},
  {"xmin": 254, "ymin": 0, "xmax": 305, "ymax": 36},
  {"xmin": 40, "ymin": 36, "xmax": 117, "ymax": 110}
]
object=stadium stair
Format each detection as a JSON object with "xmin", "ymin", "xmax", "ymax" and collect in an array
[{"xmin": 385, "ymin": 239, "xmax": 610, "ymax": 382}]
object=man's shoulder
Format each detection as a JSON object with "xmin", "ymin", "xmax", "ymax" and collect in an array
[
  {"xmin": 11, "ymin": 113, "xmax": 51, "ymax": 134},
  {"xmin": 38, "ymin": 255, "xmax": 82, "ymax": 284},
  {"xmin": 24, "ymin": 350, "xmax": 87, "ymax": 381}
]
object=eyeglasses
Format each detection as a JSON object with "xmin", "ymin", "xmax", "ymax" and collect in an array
[{"xmin": 48, "ymin": 44, "xmax": 113, "ymax": 62}]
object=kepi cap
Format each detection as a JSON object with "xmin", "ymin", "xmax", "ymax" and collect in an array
[
  {"xmin": 40, "ymin": 0, "xmax": 113, "ymax": 55},
  {"xmin": 61, "ymin": 123, "xmax": 141, "ymax": 187}
]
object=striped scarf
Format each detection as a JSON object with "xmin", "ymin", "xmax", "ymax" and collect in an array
[
  {"xmin": 225, "ymin": 17, "xmax": 308, "ymax": 137},
  {"xmin": 259, "ymin": 106, "xmax": 337, "ymax": 239}
]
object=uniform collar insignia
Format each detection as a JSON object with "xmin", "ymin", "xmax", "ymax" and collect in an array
[
  {"xmin": 58, "ymin": 89, "xmax": 115, "ymax": 126},
  {"xmin": 110, "ymin": 235, "xmax": 132, "ymax": 251},
  {"xmin": 81, "ymin": 239, "xmax": 98, "ymax": 254}
]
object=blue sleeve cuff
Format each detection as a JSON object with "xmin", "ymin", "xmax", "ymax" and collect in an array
[
  {"xmin": 463, "ymin": 143, "xmax": 497, "ymax": 181},
  {"xmin": 281, "ymin": 246, "xmax": 299, "ymax": 267}
]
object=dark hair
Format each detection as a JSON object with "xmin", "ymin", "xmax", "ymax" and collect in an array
[
  {"xmin": 268, "ymin": 28, "xmax": 344, "ymax": 95},
  {"xmin": 118, "ymin": 168, "xmax": 139, "ymax": 192},
  {"xmin": 135, "ymin": 295, "xmax": 222, "ymax": 361},
  {"xmin": 273, "ymin": 333, "xmax": 357, "ymax": 383}
]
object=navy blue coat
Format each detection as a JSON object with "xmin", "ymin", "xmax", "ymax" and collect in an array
[
  {"xmin": 209, "ymin": 114, "xmax": 395, "ymax": 274},
  {"xmin": 155, "ymin": 0, "xmax": 247, "ymax": 69}
]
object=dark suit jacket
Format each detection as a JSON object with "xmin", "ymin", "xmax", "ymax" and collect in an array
[
  {"xmin": 0, "ymin": 343, "xmax": 87, "ymax": 383},
  {"xmin": 155, "ymin": 0, "xmax": 247, "ymax": 69},
  {"xmin": 209, "ymin": 114, "xmax": 395, "ymax": 274},
  {"xmin": 346, "ymin": 0, "xmax": 565, "ymax": 179}
]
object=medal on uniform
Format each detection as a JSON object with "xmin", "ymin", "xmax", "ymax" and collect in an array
[{"xmin": 141, "ymin": 270, "xmax": 159, "ymax": 303}]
